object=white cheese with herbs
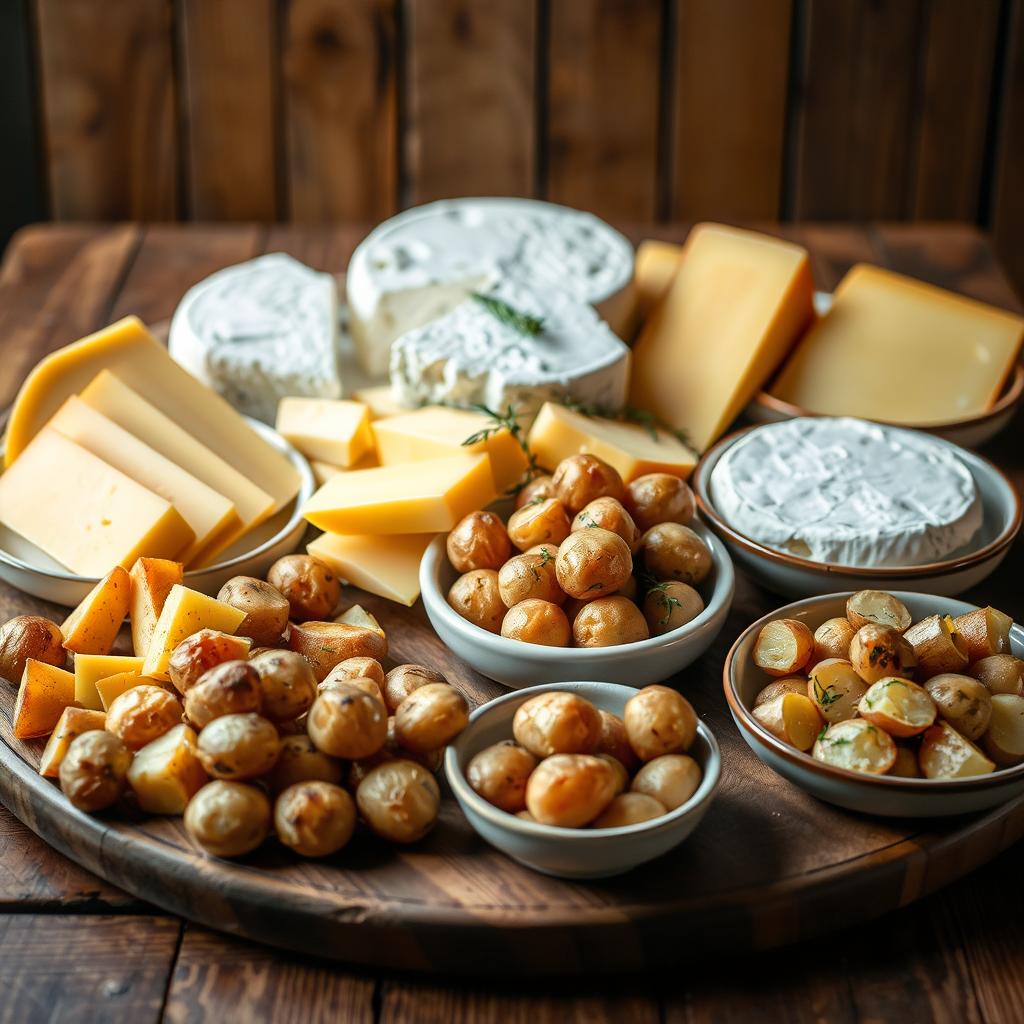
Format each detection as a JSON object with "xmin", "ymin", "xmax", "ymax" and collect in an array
[
  {"xmin": 709, "ymin": 417, "xmax": 982, "ymax": 567},
  {"xmin": 347, "ymin": 198, "xmax": 636, "ymax": 377},
  {"xmin": 169, "ymin": 253, "xmax": 341, "ymax": 423}
]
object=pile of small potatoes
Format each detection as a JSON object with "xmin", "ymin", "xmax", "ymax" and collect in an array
[
  {"xmin": 446, "ymin": 454, "xmax": 713, "ymax": 648},
  {"xmin": 749, "ymin": 589, "xmax": 1024, "ymax": 779},
  {"xmin": 466, "ymin": 685, "xmax": 704, "ymax": 828}
]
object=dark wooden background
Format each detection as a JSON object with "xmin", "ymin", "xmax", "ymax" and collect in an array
[{"xmin": 2, "ymin": 0, "xmax": 1023, "ymax": 296}]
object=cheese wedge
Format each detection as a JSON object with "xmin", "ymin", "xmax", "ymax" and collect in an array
[
  {"xmin": 771, "ymin": 264, "xmax": 1024, "ymax": 424},
  {"xmin": 49, "ymin": 396, "xmax": 239, "ymax": 566},
  {"xmin": 635, "ymin": 239, "xmax": 683, "ymax": 324},
  {"xmin": 38, "ymin": 707, "xmax": 107, "ymax": 777},
  {"xmin": 12, "ymin": 660, "xmax": 75, "ymax": 739},
  {"xmin": 352, "ymin": 385, "xmax": 410, "ymax": 420},
  {"xmin": 61, "ymin": 566, "xmax": 132, "ymax": 655},
  {"xmin": 629, "ymin": 224, "xmax": 814, "ymax": 452},
  {"xmin": 275, "ymin": 397, "xmax": 374, "ymax": 467},
  {"xmin": 0, "ymin": 428, "xmax": 194, "ymax": 576},
  {"xmin": 5, "ymin": 316, "xmax": 300, "ymax": 511},
  {"xmin": 308, "ymin": 532, "xmax": 436, "ymax": 607},
  {"xmin": 129, "ymin": 558, "xmax": 184, "ymax": 657},
  {"xmin": 95, "ymin": 670, "xmax": 153, "ymax": 711},
  {"xmin": 527, "ymin": 403, "xmax": 698, "ymax": 481},
  {"xmin": 302, "ymin": 454, "xmax": 496, "ymax": 535},
  {"xmin": 74, "ymin": 654, "xmax": 146, "ymax": 712}
]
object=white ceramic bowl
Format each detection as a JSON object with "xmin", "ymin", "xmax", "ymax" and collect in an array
[
  {"xmin": 724, "ymin": 591, "xmax": 1024, "ymax": 817},
  {"xmin": 694, "ymin": 425, "xmax": 1021, "ymax": 599},
  {"xmin": 0, "ymin": 419, "xmax": 316, "ymax": 606},
  {"xmin": 445, "ymin": 680, "xmax": 721, "ymax": 878},
  {"xmin": 420, "ymin": 518, "xmax": 735, "ymax": 688}
]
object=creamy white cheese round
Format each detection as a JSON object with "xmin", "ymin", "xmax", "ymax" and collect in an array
[{"xmin": 709, "ymin": 417, "xmax": 983, "ymax": 567}]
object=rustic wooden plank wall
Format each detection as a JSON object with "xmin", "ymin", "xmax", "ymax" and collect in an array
[{"xmin": 5, "ymin": 0, "xmax": 1023, "ymax": 294}]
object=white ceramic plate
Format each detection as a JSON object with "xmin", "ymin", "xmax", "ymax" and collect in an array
[
  {"xmin": 0, "ymin": 419, "xmax": 315, "ymax": 606},
  {"xmin": 724, "ymin": 591, "xmax": 1024, "ymax": 817}
]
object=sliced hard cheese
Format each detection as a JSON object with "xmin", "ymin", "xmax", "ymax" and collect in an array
[
  {"xmin": 310, "ymin": 452, "xmax": 377, "ymax": 487},
  {"xmin": 372, "ymin": 406, "xmax": 530, "ymax": 493},
  {"xmin": 13, "ymin": 661, "xmax": 75, "ymax": 739},
  {"xmin": 49, "ymin": 396, "xmax": 240, "ymax": 566},
  {"xmin": 75, "ymin": 655, "xmax": 145, "ymax": 712},
  {"xmin": 275, "ymin": 397, "xmax": 374, "ymax": 467},
  {"xmin": 5, "ymin": 316, "xmax": 300, "ymax": 511},
  {"xmin": 61, "ymin": 566, "xmax": 132, "ymax": 655},
  {"xmin": 39, "ymin": 708, "xmax": 107, "ymax": 777},
  {"xmin": 129, "ymin": 557, "xmax": 184, "ymax": 657},
  {"xmin": 95, "ymin": 670, "xmax": 155, "ymax": 711},
  {"xmin": 0, "ymin": 428, "xmax": 194, "ymax": 577},
  {"xmin": 308, "ymin": 532, "xmax": 436, "ymax": 607},
  {"xmin": 629, "ymin": 224, "xmax": 814, "ymax": 452},
  {"xmin": 352, "ymin": 385, "xmax": 410, "ymax": 420},
  {"xmin": 635, "ymin": 240, "xmax": 683, "ymax": 324},
  {"xmin": 302, "ymin": 454, "xmax": 496, "ymax": 535},
  {"xmin": 771, "ymin": 264, "xmax": 1024, "ymax": 424},
  {"xmin": 528, "ymin": 402, "xmax": 698, "ymax": 481}
]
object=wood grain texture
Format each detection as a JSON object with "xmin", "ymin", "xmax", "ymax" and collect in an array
[
  {"xmin": 404, "ymin": 0, "xmax": 538, "ymax": 205},
  {"xmin": 282, "ymin": 0, "xmax": 398, "ymax": 221},
  {"xmin": 179, "ymin": 0, "xmax": 280, "ymax": 220},
  {"xmin": 546, "ymin": 0, "xmax": 662, "ymax": 221},
  {"xmin": 35, "ymin": 0, "xmax": 178, "ymax": 220},
  {"xmin": 669, "ymin": 0, "xmax": 792, "ymax": 221},
  {"xmin": 992, "ymin": 0, "xmax": 1024, "ymax": 300}
]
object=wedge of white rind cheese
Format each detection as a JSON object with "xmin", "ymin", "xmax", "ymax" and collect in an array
[
  {"xmin": 709, "ymin": 417, "xmax": 983, "ymax": 568},
  {"xmin": 169, "ymin": 253, "xmax": 341, "ymax": 423},
  {"xmin": 389, "ymin": 277, "xmax": 631, "ymax": 421},
  {"xmin": 347, "ymin": 197, "xmax": 637, "ymax": 377}
]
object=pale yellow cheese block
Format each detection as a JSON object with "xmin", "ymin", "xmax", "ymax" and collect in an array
[
  {"xmin": 127, "ymin": 723, "xmax": 208, "ymax": 814},
  {"xmin": 771, "ymin": 264, "xmax": 1024, "ymax": 424},
  {"xmin": 75, "ymin": 654, "xmax": 146, "ymax": 712},
  {"xmin": 635, "ymin": 239, "xmax": 683, "ymax": 324},
  {"xmin": 372, "ymin": 406, "xmax": 530, "ymax": 494},
  {"xmin": 276, "ymin": 397, "xmax": 374, "ymax": 466},
  {"xmin": 95, "ymin": 670, "xmax": 166, "ymax": 711},
  {"xmin": 352, "ymin": 385, "xmax": 411, "ymax": 420},
  {"xmin": 302, "ymin": 453, "xmax": 496, "ymax": 535},
  {"xmin": 49, "ymin": 396, "xmax": 240, "ymax": 566},
  {"xmin": 308, "ymin": 532, "xmax": 437, "ymax": 607},
  {"xmin": 39, "ymin": 707, "xmax": 107, "ymax": 777},
  {"xmin": 527, "ymin": 403, "xmax": 698, "ymax": 481},
  {"xmin": 310, "ymin": 451, "xmax": 378, "ymax": 487},
  {"xmin": 0, "ymin": 428, "xmax": 194, "ymax": 577},
  {"xmin": 5, "ymin": 316, "xmax": 301, "ymax": 511},
  {"xmin": 629, "ymin": 223, "xmax": 815, "ymax": 452}
]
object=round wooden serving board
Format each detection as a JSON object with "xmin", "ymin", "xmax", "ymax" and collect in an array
[{"xmin": 1, "ymin": 574, "xmax": 1022, "ymax": 976}]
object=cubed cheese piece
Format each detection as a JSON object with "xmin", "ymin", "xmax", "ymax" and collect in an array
[
  {"xmin": 95, "ymin": 670, "xmax": 164, "ymax": 711},
  {"xmin": 335, "ymin": 603, "xmax": 385, "ymax": 638},
  {"xmin": 276, "ymin": 398, "xmax": 374, "ymax": 467},
  {"xmin": 12, "ymin": 660, "xmax": 75, "ymax": 739},
  {"xmin": 308, "ymin": 533, "xmax": 436, "ymax": 607},
  {"xmin": 75, "ymin": 655, "xmax": 145, "ymax": 712},
  {"xmin": 635, "ymin": 239, "xmax": 683, "ymax": 324},
  {"xmin": 0, "ymin": 429, "xmax": 194, "ymax": 576},
  {"xmin": 372, "ymin": 406, "xmax": 530, "ymax": 493},
  {"xmin": 49, "ymin": 396, "xmax": 240, "ymax": 566},
  {"xmin": 528, "ymin": 402, "xmax": 698, "ymax": 481},
  {"xmin": 352, "ymin": 385, "xmax": 411, "ymax": 420},
  {"xmin": 629, "ymin": 224, "xmax": 814, "ymax": 452},
  {"xmin": 38, "ymin": 708, "xmax": 107, "ymax": 777},
  {"xmin": 129, "ymin": 557, "xmax": 184, "ymax": 657},
  {"xmin": 771, "ymin": 264, "xmax": 1024, "ymax": 424},
  {"xmin": 302, "ymin": 454, "xmax": 495, "ymax": 535},
  {"xmin": 142, "ymin": 584, "xmax": 246, "ymax": 679},
  {"xmin": 61, "ymin": 566, "xmax": 131, "ymax": 655},
  {"xmin": 127, "ymin": 723, "xmax": 208, "ymax": 814}
]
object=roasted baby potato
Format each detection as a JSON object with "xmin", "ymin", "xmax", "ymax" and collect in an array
[
  {"xmin": 642, "ymin": 581, "xmax": 703, "ymax": 637},
  {"xmin": 266, "ymin": 734, "xmax": 344, "ymax": 794},
  {"xmin": 555, "ymin": 528, "xmax": 633, "ymax": 600},
  {"xmin": 12, "ymin": 659, "xmax": 74, "ymax": 740},
  {"xmin": 506, "ymin": 498, "xmax": 572, "ymax": 552},
  {"xmin": 924, "ymin": 673, "xmax": 992, "ymax": 741},
  {"xmin": 525, "ymin": 753, "xmax": 618, "ymax": 827},
  {"xmin": 812, "ymin": 617, "xmax": 856, "ymax": 663},
  {"xmin": 572, "ymin": 596, "xmax": 649, "ymax": 647},
  {"xmin": 571, "ymin": 497, "xmax": 640, "ymax": 553},
  {"xmin": 466, "ymin": 740, "xmax": 538, "ymax": 812},
  {"xmin": 249, "ymin": 649, "xmax": 318, "ymax": 722},
  {"xmin": 448, "ymin": 570, "xmax": 506, "ymax": 634},
  {"xmin": 184, "ymin": 780, "xmax": 271, "ymax": 858},
  {"xmin": 858, "ymin": 678, "xmax": 936, "ymax": 737},
  {"xmin": 167, "ymin": 629, "xmax": 252, "ymax": 694},
  {"xmin": 106, "ymin": 685, "xmax": 183, "ymax": 751},
  {"xmin": 639, "ymin": 524, "xmax": 711, "ymax": 586},
  {"xmin": 752, "ymin": 692, "xmax": 822, "ymax": 751},
  {"xmin": 129, "ymin": 557, "xmax": 183, "ymax": 657},
  {"xmin": 59, "ymin": 730, "xmax": 132, "ymax": 812},
  {"xmin": 754, "ymin": 676, "xmax": 809, "ymax": 707},
  {"xmin": 515, "ymin": 474, "xmax": 556, "ymax": 509},
  {"xmin": 183, "ymin": 661, "xmax": 263, "ymax": 729},
  {"xmin": 592, "ymin": 792, "xmax": 665, "ymax": 828},
  {"xmin": 623, "ymin": 685, "xmax": 697, "ymax": 761},
  {"xmin": 972, "ymin": 654, "xmax": 1024, "ymax": 696},
  {"xmin": 196, "ymin": 713, "xmax": 280, "ymax": 780},
  {"xmin": 216, "ymin": 576, "xmax": 290, "ymax": 647},
  {"xmin": 919, "ymin": 721, "xmax": 995, "ymax": 779},
  {"xmin": 982, "ymin": 694, "xmax": 1024, "ymax": 766},
  {"xmin": 38, "ymin": 707, "xmax": 107, "ymax": 778},
  {"xmin": 0, "ymin": 615, "xmax": 64, "ymax": 684},
  {"xmin": 393, "ymin": 683, "xmax": 468, "ymax": 752},
  {"xmin": 382, "ymin": 664, "xmax": 447, "ymax": 715},
  {"xmin": 287, "ymin": 621, "xmax": 387, "ymax": 682},
  {"xmin": 752, "ymin": 618, "xmax": 814, "ymax": 677},
  {"xmin": 447, "ymin": 510, "xmax": 512, "ymax": 573},
  {"xmin": 498, "ymin": 551, "xmax": 565, "ymax": 607},
  {"xmin": 127, "ymin": 723, "xmax": 208, "ymax": 814},
  {"xmin": 846, "ymin": 590, "xmax": 911, "ymax": 633},
  {"xmin": 954, "ymin": 606, "xmax": 1013, "ymax": 662},
  {"xmin": 813, "ymin": 719, "xmax": 896, "ymax": 774},
  {"xmin": 903, "ymin": 614, "xmax": 968, "ymax": 679},
  {"xmin": 630, "ymin": 754, "xmax": 701, "ymax": 810},
  {"xmin": 623, "ymin": 473, "xmax": 695, "ymax": 532},
  {"xmin": 806, "ymin": 659, "xmax": 867, "ymax": 724},
  {"xmin": 323, "ymin": 656, "xmax": 385, "ymax": 691},
  {"xmin": 274, "ymin": 780, "xmax": 356, "ymax": 857},
  {"xmin": 512, "ymin": 691, "xmax": 602, "ymax": 757},
  {"xmin": 307, "ymin": 685, "xmax": 387, "ymax": 760},
  {"xmin": 595, "ymin": 709, "xmax": 639, "ymax": 772},
  {"xmin": 356, "ymin": 760, "xmax": 441, "ymax": 843},
  {"xmin": 849, "ymin": 623, "xmax": 906, "ymax": 684},
  {"xmin": 552, "ymin": 454, "xmax": 625, "ymax": 513},
  {"xmin": 888, "ymin": 745, "xmax": 922, "ymax": 778},
  {"xmin": 267, "ymin": 554, "xmax": 341, "ymax": 622},
  {"xmin": 501, "ymin": 599, "xmax": 571, "ymax": 646}
]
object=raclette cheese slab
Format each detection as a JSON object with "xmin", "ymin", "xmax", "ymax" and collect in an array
[{"xmin": 4, "ymin": 316, "xmax": 300, "ymax": 512}]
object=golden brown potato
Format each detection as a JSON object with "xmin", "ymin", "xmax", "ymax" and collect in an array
[
  {"xmin": 555, "ymin": 528, "xmax": 632, "ymax": 600},
  {"xmin": 322, "ymin": 656, "xmax": 385, "ymax": 690},
  {"xmin": 983, "ymin": 694, "xmax": 1024, "ymax": 766},
  {"xmin": 919, "ymin": 721, "xmax": 995, "ymax": 779},
  {"xmin": 754, "ymin": 676, "xmax": 809, "ymax": 707},
  {"xmin": 106, "ymin": 685, "xmax": 183, "ymax": 751},
  {"xmin": 167, "ymin": 629, "xmax": 252, "ymax": 694},
  {"xmin": 596, "ymin": 752, "xmax": 630, "ymax": 795},
  {"xmin": 904, "ymin": 615, "xmax": 968, "ymax": 680},
  {"xmin": 639, "ymin": 524, "xmax": 712, "ymax": 586},
  {"xmin": 806, "ymin": 659, "xmax": 868, "ymax": 724},
  {"xmin": 525, "ymin": 753, "xmax": 618, "ymax": 827},
  {"xmin": 954, "ymin": 606, "xmax": 1013, "ymax": 662},
  {"xmin": 498, "ymin": 551, "xmax": 565, "ymax": 607},
  {"xmin": 268, "ymin": 554, "xmax": 342, "ymax": 622},
  {"xmin": 642, "ymin": 581, "xmax": 703, "ymax": 636},
  {"xmin": 307, "ymin": 685, "xmax": 387, "ymax": 760},
  {"xmin": 287, "ymin": 621, "xmax": 387, "ymax": 682},
  {"xmin": 624, "ymin": 685, "xmax": 697, "ymax": 761},
  {"xmin": 320, "ymin": 675, "xmax": 383, "ymax": 706},
  {"xmin": 752, "ymin": 618, "xmax": 814, "ymax": 677},
  {"xmin": 552, "ymin": 454, "xmax": 625, "ymax": 514},
  {"xmin": 592, "ymin": 792, "xmax": 665, "ymax": 828},
  {"xmin": 812, "ymin": 617, "xmax": 856, "ymax": 663},
  {"xmin": 274, "ymin": 780, "xmax": 356, "ymax": 857},
  {"xmin": 858, "ymin": 678, "xmax": 936, "ymax": 738},
  {"xmin": 446, "ymin": 510, "xmax": 512, "ymax": 572},
  {"xmin": 849, "ymin": 623, "xmax": 906, "ymax": 684},
  {"xmin": 846, "ymin": 591, "xmax": 912, "ymax": 632},
  {"xmin": 0, "ymin": 615, "xmax": 64, "ymax": 683},
  {"xmin": 972, "ymin": 654, "xmax": 1024, "ymax": 696},
  {"xmin": 448, "ymin": 570, "xmax": 506, "ymax": 634},
  {"xmin": 216, "ymin": 576, "xmax": 290, "ymax": 647},
  {"xmin": 506, "ymin": 498, "xmax": 572, "ymax": 552},
  {"xmin": 924, "ymin": 674, "xmax": 992, "ymax": 741},
  {"xmin": 466, "ymin": 740, "xmax": 538, "ymax": 812},
  {"xmin": 501, "ymin": 599, "xmax": 571, "ymax": 646},
  {"xmin": 888, "ymin": 745, "xmax": 921, "ymax": 778},
  {"xmin": 623, "ymin": 473, "xmax": 695, "ymax": 532},
  {"xmin": 631, "ymin": 754, "xmax": 701, "ymax": 810},
  {"xmin": 59, "ymin": 730, "xmax": 131, "ymax": 811},
  {"xmin": 382, "ymin": 664, "xmax": 447, "ymax": 714},
  {"xmin": 184, "ymin": 780, "xmax": 271, "ymax": 857},
  {"xmin": 752, "ymin": 693, "xmax": 823, "ymax": 751},
  {"xmin": 572, "ymin": 596, "xmax": 649, "ymax": 647},
  {"xmin": 513, "ymin": 691, "xmax": 602, "ymax": 757},
  {"xmin": 813, "ymin": 719, "xmax": 897, "ymax": 775},
  {"xmin": 595, "ymin": 709, "xmax": 639, "ymax": 772},
  {"xmin": 571, "ymin": 497, "xmax": 640, "ymax": 553},
  {"xmin": 515, "ymin": 475, "xmax": 556, "ymax": 509},
  {"xmin": 266, "ymin": 734, "xmax": 344, "ymax": 794},
  {"xmin": 393, "ymin": 683, "xmax": 468, "ymax": 752},
  {"xmin": 184, "ymin": 661, "xmax": 263, "ymax": 729},
  {"xmin": 196, "ymin": 713, "xmax": 281, "ymax": 779},
  {"xmin": 249, "ymin": 649, "xmax": 318, "ymax": 721},
  {"xmin": 356, "ymin": 760, "xmax": 440, "ymax": 843}
]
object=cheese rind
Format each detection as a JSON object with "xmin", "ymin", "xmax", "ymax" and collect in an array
[
  {"xmin": 629, "ymin": 224, "xmax": 814, "ymax": 452},
  {"xmin": 275, "ymin": 398, "xmax": 374, "ymax": 467},
  {"xmin": 129, "ymin": 557, "xmax": 185, "ymax": 657},
  {"xmin": 61, "ymin": 566, "xmax": 132, "ymax": 655},
  {"xmin": 75, "ymin": 655, "xmax": 146, "ymax": 711},
  {"xmin": 38, "ymin": 708, "xmax": 107, "ymax": 777},
  {"xmin": 308, "ymin": 533, "xmax": 436, "ymax": 607},
  {"xmin": 13, "ymin": 661, "xmax": 75, "ymax": 739}
]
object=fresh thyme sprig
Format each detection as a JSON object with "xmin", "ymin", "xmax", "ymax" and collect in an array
[
  {"xmin": 471, "ymin": 293, "xmax": 545, "ymax": 337},
  {"xmin": 458, "ymin": 401, "xmax": 540, "ymax": 495},
  {"xmin": 811, "ymin": 678, "xmax": 840, "ymax": 707},
  {"xmin": 643, "ymin": 578, "xmax": 684, "ymax": 625},
  {"xmin": 559, "ymin": 396, "xmax": 695, "ymax": 450}
]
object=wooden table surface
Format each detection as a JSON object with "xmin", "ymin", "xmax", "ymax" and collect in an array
[{"xmin": 0, "ymin": 222, "xmax": 1022, "ymax": 1022}]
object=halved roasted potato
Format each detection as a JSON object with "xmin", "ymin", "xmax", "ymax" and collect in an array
[
  {"xmin": 858, "ymin": 677, "xmax": 936, "ymax": 738},
  {"xmin": 806, "ymin": 659, "xmax": 867, "ymax": 724},
  {"xmin": 753, "ymin": 676, "xmax": 808, "ymax": 708},
  {"xmin": 982, "ymin": 694, "xmax": 1024, "ymax": 766},
  {"xmin": 849, "ymin": 624, "xmax": 906, "ymax": 684},
  {"xmin": 924, "ymin": 673, "xmax": 992, "ymax": 741},
  {"xmin": 903, "ymin": 614, "xmax": 968, "ymax": 680},
  {"xmin": 953, "ymin": 607, "xmax": 1013, "ymax": 662},
  {"xmin": 812, "ymin": 719, "xmax": 896, "ymax": 775},
  {"xmin": 846, "ymin": 591, "xmax": 911, "ymax": 633},
  {"xmin": 888, "ymin": 745, "xmax": 921, "ymax": 778},
  {"xmin": 972, "ymin": 654, "xmax": 1024, "ymax": 697},
  {"xmin": 751, "ymin": 692, "xmax": 822, "ymax": 751},
  {"xmin": 919, "ymin": 721, "xmax": 995, "ymax": 779},
  {"xmin": 752, "ymin": 619, "xmax": 814, "ymax": 677}
]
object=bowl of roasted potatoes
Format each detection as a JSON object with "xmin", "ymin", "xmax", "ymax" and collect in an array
[
  {"xmin": 724, "ymin": 589, "xmax": 1024, "ymax": 816},
  {"xmin": 445, "ymin": 680, "xmax": 721, "ymax": 878}
]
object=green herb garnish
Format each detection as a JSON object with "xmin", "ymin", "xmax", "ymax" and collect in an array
[
  {"xmin": 458, "ymin": 401, "xmax": 540, "ymax": 495},
  {"xmin": 559, "ymin": 397, "xmax": 695, "ymax": 449},
  {"xmin": 812, "ymin": 678, "xmax": 840, "ymax": 707},
  {"xmin": 471, "ymin": 293, "xmax": 544, "ymax": 337}
]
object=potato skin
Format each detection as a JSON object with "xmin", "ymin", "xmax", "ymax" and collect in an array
[
  {"xmin": 0, "ymin": 616, "xmax": 64, "ymax": 683},
  {"xmin": 446, "ymin": 511, "xmax": 511, "ymax": 572},
  {"xmin": 249, "ymin": 649, "xmax": 318, "ymax": 721},
  {"xmin": 623, "ymin": 685, "xmax": 697, "ymax": 761},
  {"xmin": 623, "ymin": 473, "xmax": 695, "ymax": 532},
  {"xmin": 196, "ymin": 713, "xmax": 281, "ymax": 780},
  {"xmin": 849, "ymin": 623, "xmax": 905, "ymax": 684},
  {"xmin": 287, "ymin": 622, "xmax": 387, "ymax": 682},
  {"xmin": 552, "ymin": 455, "xmax": 624, "ymax": 513},
  {"xmin": 466, "ymin": 741, "xmax": 537, "ymax": 812},
  {"xmin": 555, "ymin": 528, "xmax": 632, "ymax": 600},
  {"xmin": 184, "ymin": 661, "xmax": 263, "ymax": 729},
  {"xmin": 498, "ymin": 552, "xmax": 565, "ymax": 607},
  {"xmin": 512, "ymin": 692, "xmax": 602, "ymax": 757},
  {"xmin": 106, "ymin": 685, "xmax": 183, "ymax": 751},
  {"xmin": 392, "ymin": 683, "xmax": 468, "ymax": 752},
  {"xmin": 572, "ymin": 596, "xmax": 649, "ymax": 647},
  {"xmin": 592, "ymin": 792, "xmax": 666, "ymax": 828},
  {"xmin": 268, "ymin": 554, "xmax": 342, "ymax": 622},
  {"xmin": 642, "ymin": 581, "xmax": 703, "ymax": 636},
  {"xmin": 307, "ymin": 685, "xmax": 387, "ymax": 760},
  {"xmin": 515, "ymin": 475, "xmax": 555, "ymax": 509},
  {"xmin": 185, "ymin": 780, "xmax": 271, "ymax": 857},
  {"xmin": 571, "ymin": 497, "xmax": 640, "ymax": 553},
  {"xmin": 356, "ymin": 760, "xmax": 440, "ymax": 843},
  {"xmin": 168, "ymin": 630, "xmax": 251, "ymax": 694},
  {"xmin": 525, "ymin": 754, "xmax": 617, "ymax": 827},
  {"xmin": 266, "ymin": 734, "xmax": 344, "ymax": 794},
  {"xmin": 506, "ymin": 498, "xmax": 572, "ymax": 552},
  {"xmin": 274, "ymin": 781, "xmax": 356, "ymax": 857},
  {"xmin": 448, "ymin": 570, "xmax": 506, "ymax": 634},
  {"xmin": 216, "ymin": 577, "xmax": 290, "ymax": 646},
  {"xmin": 383, "ymin": 664, "xmax": 447, "ymax": 715},
  {"xmin": 501, "ymin": 600, "xmax": 571, "ymax": 647},
  {"xmin": 639, "ymin": 524, "xmax": 711, "ymax": 586},
  {"xmin": 59, "ymin": 730, "xmax": 131, "ymax": 811},
  {"xmin": 924, "ymin": 674, "xmax": 992, "ymax": 741},
  {"xmin": 595, "ymin": 710, "xmax": 639, "ymax": 772},
  {"xmin": 631, "ymin": 754, "xmax": 701, "ymax": 810}
]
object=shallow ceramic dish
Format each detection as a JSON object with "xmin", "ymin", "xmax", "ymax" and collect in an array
[
  {"xmin": 693, "ymin": 424, "xmax": 1021, "ymax": 599},
  {"xmin": 420, "ymin": 518, "xmax": 734, "ymax": 688},
  {"xmin": 445, "ymin": 680, "xmax": 721, "ymax": 878},
  {"xmin": 0, "ymin": 419, "xmax": 315, "ymax": 606},
  {"xmin": 724, "ymin": 591, "xmax": 1024, "ymax": 817}
]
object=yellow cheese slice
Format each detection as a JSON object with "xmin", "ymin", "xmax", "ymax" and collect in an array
[
  {"xmin": 275, "ymin": 397, "xmax": 374, "ymax": 467},
  {"xmin": 308, "ymin": 532, "xmax": 437, "ymax": 607},
  {"xmin": 352, "ymin": 384, "xmax": 411, "ymax": 420},
  {"xmin": 61, "ymin": 566, "xmax": 132, "ymax": 655},
  {"xmin": 95, "ymin": 670, "xmax": 166, "ymax": 711},
  {"xmin": 12, "ymin": 660, "xmax": 76, "ymax": 739},
  {"xmin": 49, "ymin": 396, "xmax": 240, "ymax": 566},
  {"xmin": 629, "ymin": 224, "xmax": 814, "ymax": 452},
  {"xmin": 771, "ymin": 264, "xmax": 1024, "ymax": 424},
  {"xmin": 38, "ymin": 707, "xmax": 107, "ymax": 777},
  {"xmin": 0, "ymin": 428, "xmax": 194, "ymax": 577},
  {"xmin": 527, "ymin": 402, "xmax": 698, "ymax": 481},
  {"xmin": 302, "ymin": 453, "xmax": 496, "ymax": 535},
  {"xmin": 372, "ymin": 406, "xmax": 530, "ymax": 494},
  {"xmin": 5, "ymin": 316, "xmax": 300, "ymax": 511},
  {"xmin": 635, "ymin": 239, "xmax": 683, "ymax": 324},
  {"xmin": 75, "ymin": 654, "xmax": 146, "ymax": 711},
  {"xmin": 309, "ymin": 451, "xmax": 378, "ymax": 487}
]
